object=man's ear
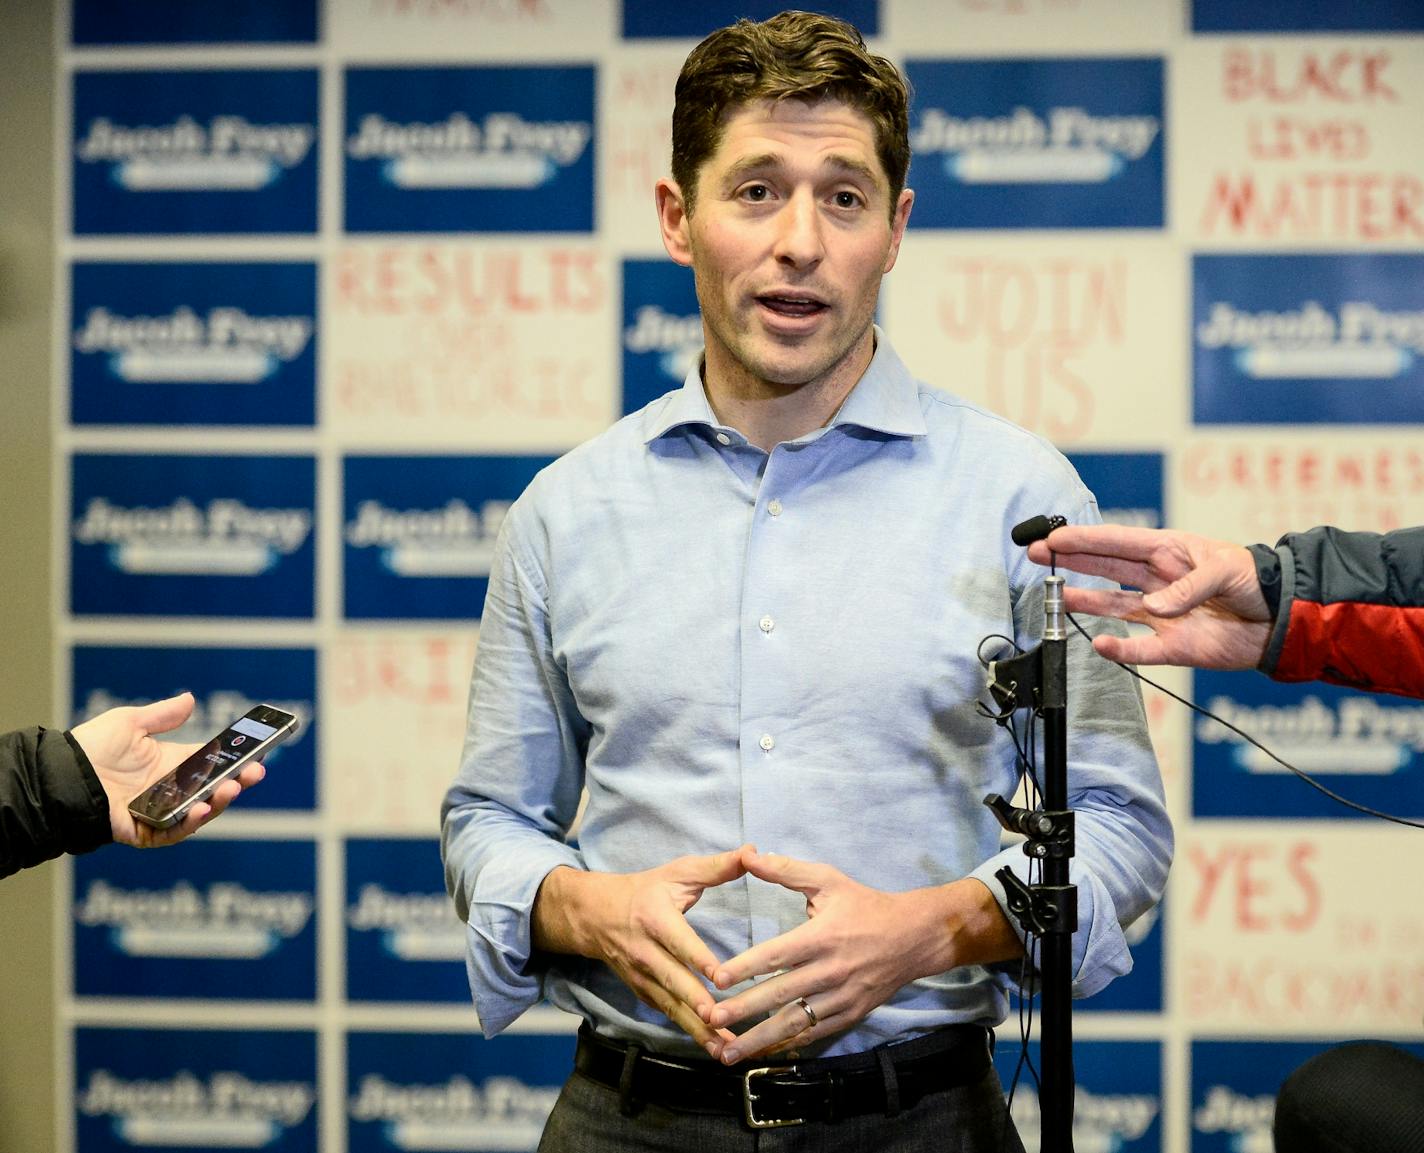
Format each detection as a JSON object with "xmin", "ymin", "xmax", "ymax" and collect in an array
[
  {"xmin": 882, "ymin": 187, "xmax": 915, "ymax": 274},
  {"xmin": 656, "ymin": 178, "xmax": 693, "ymax": 267}
]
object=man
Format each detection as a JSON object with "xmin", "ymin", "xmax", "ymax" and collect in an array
[
  {"xmin": 1029, "ymin": 521, "xmax": 1424, "ymax": 1153},
  {"xmin": 442, "ymin": 13, "xmax": 1171, "ymax": 1151},
  {"xmin": 1, "ymin": 692, "xmax": 264, "ymax": 878}
]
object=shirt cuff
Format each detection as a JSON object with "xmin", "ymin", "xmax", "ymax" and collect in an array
[
  {"xmin": 464, "ymin": 844, "xmax": 584, "ymax": 1036},
  {"xmin": 969, "ymin": 847, "xmax": 1132, "ymax": 999}
]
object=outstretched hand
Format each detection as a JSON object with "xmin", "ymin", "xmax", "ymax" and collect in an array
[
  {"xmin": 703, "ymin": 850, "xmax": 1019, "ymax": 1064},
  {"xmin": 532, "ymin": 847, "xmax": 753, "ymax": 1055},
  {"xmin": 1027, "ymin": 524, "xmax": 1273, "ymax": 670},
  {"xmin": 71, "ymin": 692, "xmax": 266, "ymax": 849}
]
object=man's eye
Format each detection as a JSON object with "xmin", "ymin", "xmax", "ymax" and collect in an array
[
  {"xmin": 833, "ymin": 190, "xmax": 862, "ymax": 209},
  {"xmin": 742, "ymin": 184, "xmax": 770, "ymax": 202}
]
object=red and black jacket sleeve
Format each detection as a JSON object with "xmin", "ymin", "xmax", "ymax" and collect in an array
[
  {"xmin": 1252, "ymin": 526, "xmax": 1424, "ymax": 701},
  {"xmin": 0, "ymin": 726, "xmax": 112, "ymax": 879}
]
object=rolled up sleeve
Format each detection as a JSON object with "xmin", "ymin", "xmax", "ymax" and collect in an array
[{"xmin": 440, "ymin": 500, "xmax": 590, "ymax": 1036}]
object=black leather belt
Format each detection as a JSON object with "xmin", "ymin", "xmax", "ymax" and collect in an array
[{"xmin": 573, "ymin": 1023, "xmax": 992, "ymax": 1129}]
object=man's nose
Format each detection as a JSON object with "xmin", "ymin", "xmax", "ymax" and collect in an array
[{"xmin": 773, "ymin": 191, "xmax": 824, "ymax": 268}]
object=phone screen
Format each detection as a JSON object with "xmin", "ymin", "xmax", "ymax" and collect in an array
[{"xmin": 171, "ymin": 715, "xmax": 279, "ymax": 794}]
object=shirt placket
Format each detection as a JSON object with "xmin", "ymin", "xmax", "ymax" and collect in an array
[{"xmin": 736, "ymin": 439, "xmax": 814, "ymax": 947}]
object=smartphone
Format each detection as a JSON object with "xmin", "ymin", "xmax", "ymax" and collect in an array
[{"xmin": 127, "ymin": 703, "xmax": 299, "ymax": 830}]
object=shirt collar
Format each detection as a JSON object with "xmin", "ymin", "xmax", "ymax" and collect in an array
[{"xmin": 641, "ymin": 326, "xmax": 927, "ymax": 445}]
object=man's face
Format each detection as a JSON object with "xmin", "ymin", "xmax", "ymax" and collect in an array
[{"xmin": 657, "ymin": 98, "xmax": 913, "ymax": 402}]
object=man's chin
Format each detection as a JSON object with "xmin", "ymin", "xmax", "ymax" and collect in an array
[{"xmin": 745, "ymin": 361, "xmax": 826, "ymax": 393}]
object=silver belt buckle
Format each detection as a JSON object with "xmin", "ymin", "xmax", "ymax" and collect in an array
[{"xmin": 742, "ymin": 1064, "xmax": 804, "ymax": 1129}]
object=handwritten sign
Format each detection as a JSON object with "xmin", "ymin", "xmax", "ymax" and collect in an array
[
  {"xmin": 1175, "ymin": 39, "xmax": 1424, "ymax": 246},
  {"xmin": 325, "ymin": 629, "xmax": 479, "ymax": 832},
  {"xmin": 328, "ymin": 241, "xmax": 614, "ymax": 448},
  {"xmin": 1174, "ymin": 432, "xmax": 1424, "ymax": 541},
  {"xmin": 886, "ymin": 235, "xmax": 1183, "ymax": 445},
  {"xmin": 1177, "ymin": 826, "xmax": 1424, "ymax": 1031}
]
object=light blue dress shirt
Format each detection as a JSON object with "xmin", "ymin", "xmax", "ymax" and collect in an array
[{"xmin": 442, "ymin": 332, "xmax": 1172, "ymax": 1058}]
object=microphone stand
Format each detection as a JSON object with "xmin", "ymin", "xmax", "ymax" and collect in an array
[{"xmin": 983, "ymin": 572, "xmax": 1077, "ymax": 1153}]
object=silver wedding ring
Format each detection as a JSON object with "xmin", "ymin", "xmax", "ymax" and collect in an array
[{"xmin": 795, "ymin": 996, "xmax": 818, "ymax": 1029}]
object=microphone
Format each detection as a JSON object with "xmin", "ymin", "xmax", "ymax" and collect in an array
[{"xmin": 1010, "ymin": 514, "xmax": 1066, "ymax": 547}]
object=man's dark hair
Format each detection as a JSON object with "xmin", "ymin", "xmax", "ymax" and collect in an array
[{"xmin": 671, "ymin": 10, "xmax": 912, "ymax": 219}]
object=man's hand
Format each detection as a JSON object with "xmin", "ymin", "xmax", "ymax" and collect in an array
[
  {"xmin": 1027, "ymin": 524, "xmax": 1272, "ymax": 670},
  {"xmin": 71, "ymin": 692, "xmax": 266, "ymax": 849},
  {"xmin": 531, "ymin": 847, "xmax": 752, "ymax": 1055},
  {"xmin": 704, "ymin": 851, "xmax": 1021, "ymax": 1064}
]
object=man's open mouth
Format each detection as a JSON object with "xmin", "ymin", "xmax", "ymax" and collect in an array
[{"xmin": 758, "ymin": 294, "xmax": 827, "ymax": 318}]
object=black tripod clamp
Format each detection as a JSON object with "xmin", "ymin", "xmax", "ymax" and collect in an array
[{"xmin": 984, "ymin": 796, "xmax": 1078, "ymax": 937}]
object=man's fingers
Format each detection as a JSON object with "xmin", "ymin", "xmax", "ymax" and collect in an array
[
  {"xmin": 1032, "ymin": 549, "xmax": 1156, "ymax": 589},
  {"xmin": 1041, "ymin": 523, "xmax": 1175, "ymax": 563},
  {"xmin": 1060, "ymin": 586, "xmax": 1151, "ymax": 623},
  {"xmin": 677, "ymin": 843, "xmax": 754, "ymax": 886},
  {"xmin": 1091, "ymin": 632, "xmax": 1167, "ymax": 666},
  {"xmin": 1141, "ymin": 551, "xmax": 1249, "ymax": 618},
  {"xmin": 721, "ymin": 998, "xmax": 846, "ymax": 1065},
  {"xmin": 653, "ymin": 909, "xmax": 723, "ymax": 983},
  {"xmin": 741, "ymin": 850, "xmax": 827, "ymax": 894},
  {"xmin": 628, "ymin": 967, "xmax": 727, "ymax": 1053},
  {"xmin": 712, "ymin": 921, "xmax": 816, "ymax": 993}
]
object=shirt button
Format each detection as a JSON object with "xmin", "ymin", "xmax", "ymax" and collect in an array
[
  {"xmin": 759, "ymin": 734, "xmax": 775, "ymax": 752},
  {"xmin": 716, "ymin": 432, "xmax": 731, "ymax": 446},
  {"xmin": 767, "ymin": 499, "xmax": 783, "ymax": 517},
  {"xmin": 759, "ymin": 615, "xmax": 775, "ymax": 633}
]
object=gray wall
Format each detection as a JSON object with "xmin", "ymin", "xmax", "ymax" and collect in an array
[{"xmin": 0, "ymin": 0, "xmax": 57, "ymax": 1145}]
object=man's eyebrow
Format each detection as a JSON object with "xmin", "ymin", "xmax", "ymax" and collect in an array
[
  {"xmin": 719, "ymin": 152, "xmax": 882, "ymax": 187},
  {"xmin": 821, "ymin": 154, "xmax": 881, "ymax": 185},
  {"xmin": 720, "ymin": 152, "xmax": 782, "ymax": 185}
]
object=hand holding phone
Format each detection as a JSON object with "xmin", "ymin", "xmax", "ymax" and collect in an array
[{"xmin": 127, "ymin": 703, "xmax": 299, "ymax": 830}]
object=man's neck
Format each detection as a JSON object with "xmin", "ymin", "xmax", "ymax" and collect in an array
[
  {"xmin": 702, "ymin": 382, "xmax": 846, "ymax": 451},
  {"xmin": 702, "ymin": 341, "xmax": 875, "ymax": 452}
]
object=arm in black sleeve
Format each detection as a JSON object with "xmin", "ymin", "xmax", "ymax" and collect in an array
[{"xmin": 0, "ymin": 726, "xmax": 113, "ymax": 879}]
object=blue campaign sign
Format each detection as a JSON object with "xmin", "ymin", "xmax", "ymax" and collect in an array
[
  {"xmin": 347, "ymin": 1031, "xmax": 574, "ymax": 1153},
  {"xmin": 75, "ymin": 1026, "xmax": 318, "ymax": 1152},
  {"xmin": 1192, "ymin": 0, "xmax": 1424, "ymax": 31},
  {"xmin": 342, "ymin": 454, "xmax": 554, "ymax": 620},
  {"xmin": 905, "ymin": 58, "xmax": 1164, "ymax": 230},
  {"xmin": 1190, "ymin": 1039, "xmax": 1424, "ymax": 1152},
  {"xmin": 1066, "ymin": 452, "xmax": 1165, "ymax": 531},
  {"xmin": 72, "ymin": 0, "xmax": 318, "ymax": 44},
  {"xmin": 69, "ymin": 261, "xmax": 317, "ymax": 427},
  {"xmin": 995, "ymin": 1038, "xmax": 1162, "ymax": 1151},
  {"xmin": 72, "ymin": 69, "xmax": 318, "ymax": 235},
  {"xmin": 344, "ymin": 67, "xmax": 595, "ymax": 234},
  {"xmin": 72, "ymin": 839, "xmax": 318, "ymax": 1000},
  {"xmin": 70, "ymin": 453, "xmax": 316, "ymax": 619},
  {"xmin": 1192, "ymin": 670, "xmax": 1424, "ymax": 820},
  {"xmin": 621, "ymin": 0, "xmax": 878, "ymax": 38},
  {"xmin": 621, "ymin": 259, "xmax": 700, "ymax": 417},
  {"xmin": 346, "ymin": 839, "xmax": 470, "ymax": 1003},
  {"xmin": 1190, "ymin": 1040, "xmax": 1309, "ymax": 1153},
  {"xmin": 70, "ymin": 645, "xmax": 318, "ymax": 812},
  {"xmin": 1193, "ymin": 254, "xmax": 1424, "ymax": 425}
]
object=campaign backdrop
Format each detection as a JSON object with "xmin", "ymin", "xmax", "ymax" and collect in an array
[{"xmin": 54, "ymin": 2, "xmax": 1424, "ymax": 1151}]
